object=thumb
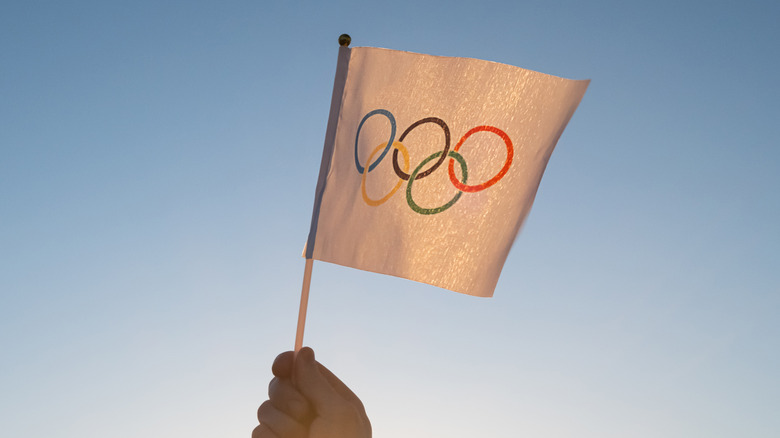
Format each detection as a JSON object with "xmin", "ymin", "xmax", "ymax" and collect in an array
[{"xmin": 294, "ymin": 347, "xmax": 344, "ymax": 413}]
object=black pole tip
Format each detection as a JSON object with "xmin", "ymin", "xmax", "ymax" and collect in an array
[{"xmin": 338, "ymin": 34, "xmax": 351, "ymax": 47}]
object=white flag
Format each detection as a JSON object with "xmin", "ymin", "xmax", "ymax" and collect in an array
[{"xmin": 305, "ymin": 46, "xmax": 589, "ymax": 297}]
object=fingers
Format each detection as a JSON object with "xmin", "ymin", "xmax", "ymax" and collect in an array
[
  {"xmin": 315, "ymin": 361, "xmax": 368, "ymax": 414},
  {"xmin": 268, "ymin": 377, "xmax": 312, "ymax": 422},
  {"xmin": 293, "ymin": 347, "xmax": 350, "ymax": 414},
  {"xmin": 257, "ymin": 400, "xmax": 307, "ymax": 438},
  {"xmin": 272, "ymin": 351, "xmax": 295, "ymax": 378},
  {"xmin": 251, "ymin": 423, "xmax": 278, "ymax": 438},
  {"xmin": 257, "ymin": 348, "xmax": 371, "ymax": 438}
]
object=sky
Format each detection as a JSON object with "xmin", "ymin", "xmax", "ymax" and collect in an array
[{"xmin": 1, "ymin": 1, "xmax": 778, "ymax": 437}]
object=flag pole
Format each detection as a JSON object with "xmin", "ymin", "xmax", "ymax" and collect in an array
[
  {"xmin": 294, "ymin": 258, "xmax": 314, "ymax": 352},
  {"xmin": 294, "ymin": 34, "xmax": 352, "ymax": 353}
]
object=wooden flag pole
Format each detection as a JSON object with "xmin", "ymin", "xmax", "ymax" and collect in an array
[
  {"xmin": 294, "ymin": 34, "xmax": 352, "ymax": 353},
  {"xmin": 294, "ymin": 258, "xmax": 314, "ymax": 352}
]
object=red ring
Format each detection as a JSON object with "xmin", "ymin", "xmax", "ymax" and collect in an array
[{"xmin": 447, "ymin": 126, "xmax": 513, "ymax": 193}]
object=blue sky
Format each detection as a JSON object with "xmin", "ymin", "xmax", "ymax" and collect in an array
[{"xmin": 1, "ymin": 1, "xmax": 778, "ymax": 437}]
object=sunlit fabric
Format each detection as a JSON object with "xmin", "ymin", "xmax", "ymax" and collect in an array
[{"xmin": 306, "ymin": 46, "xmax": 589, "ymax": 297}]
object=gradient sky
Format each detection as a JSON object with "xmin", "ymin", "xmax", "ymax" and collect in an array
[{"xmin": 1, "ymin": 1, "xmax": 778, "ymax": 437}]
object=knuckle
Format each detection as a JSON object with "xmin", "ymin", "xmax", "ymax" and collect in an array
[
  {"xmin": 251, "ymin": 424, "xmax": 274, "ymax": 438},
  {"xmin": 256, "ymin": 400, "xmax": 274, "ymax": 421},
  {"xmin": 285, "ymin": 397, "xmax": 310, "ymax": 420},
  {"xmin": 267, "ymin": 377, "xmax": 279, "ymax": 397}
]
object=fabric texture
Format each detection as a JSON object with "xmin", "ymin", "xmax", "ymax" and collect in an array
[{"xmin": 306, "ymin": 46, "xmax": 589, "ymax": 297}]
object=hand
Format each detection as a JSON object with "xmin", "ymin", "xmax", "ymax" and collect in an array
[{"xmin": 253, "ymin": 347, "xmax": 371, "ymax": 438}]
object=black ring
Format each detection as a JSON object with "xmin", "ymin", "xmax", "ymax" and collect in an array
[{"xmin": 392, "ymin": 117, "xmax": 450, "ymax": 181}]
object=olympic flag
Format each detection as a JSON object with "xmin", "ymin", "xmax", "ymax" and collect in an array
[{"xmin": 304, "ymin": 45, "xmax": 589, "ymax": 299}]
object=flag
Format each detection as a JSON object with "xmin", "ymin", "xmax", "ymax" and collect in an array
[{"xmin": 305, "ymin": 46, "xmax": 589, "ymax": 297}]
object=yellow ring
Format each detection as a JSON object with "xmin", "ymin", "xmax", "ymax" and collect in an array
[{"xmin": 361, "ymin": 141, "xmax": 409, "ymax": 206}]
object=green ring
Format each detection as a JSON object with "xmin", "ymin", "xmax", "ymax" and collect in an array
[{"xmin": 406, "ymin": 151, "xmax": 467, "ymax": 215}]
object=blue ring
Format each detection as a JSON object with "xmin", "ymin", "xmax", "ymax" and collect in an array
[{"xmin": 354, "ymin": 109, "xmax": 396, "ymax": 174}]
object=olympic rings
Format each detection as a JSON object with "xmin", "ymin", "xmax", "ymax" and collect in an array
[
  {"xmin": 362, "ymin": 142, "xmax": 409, "ymax": 206},
  {"xmin": 354, "ymin": 109, "xmax": 396, "ymax": 174},
  {"xmin": 448, "ymin": 126, "xmax": 513, "ymax": 193},
  {"xmin": 353, "ymin": 109, "xmax": 513, "ymax": 215},
  {"xmin": 407, "ymin": 151, "xmax": 467, "ymax": 215},
  {"xmin": 392, "ymin": 117, "xmax": 450, "ymax": 181}
]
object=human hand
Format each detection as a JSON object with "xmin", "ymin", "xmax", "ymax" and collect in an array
[{"xmin": 252, "ymin": 347, "xmax": 371, "ymax": 438}]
